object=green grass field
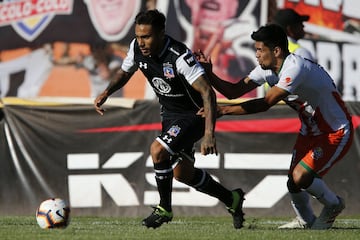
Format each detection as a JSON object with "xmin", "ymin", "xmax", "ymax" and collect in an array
[{"xmin": 1, "ymin": 216, "xmax": 359, "ymax": 240}]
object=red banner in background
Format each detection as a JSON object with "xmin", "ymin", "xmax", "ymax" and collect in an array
[
  {"xmin": 0, "ymin": 0, "xmax": 146, "ymax": 48},
  {"xmin": 284, "ymin": 0, "xmax": 360, "ymax": 33},
  {"xmin": 0, "ymin": 0, "xmax": 73, "ymax": 26},
  {"xmin": 278, "ymin": 0, "xmax": 360, "ymax": 102}
]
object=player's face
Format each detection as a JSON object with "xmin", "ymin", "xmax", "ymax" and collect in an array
[
  {"xmin": 135, "ymin": 24, "xmax": 164, "ymax": 57},
  {"xmin": 85, "ymin": 0, "xmax": 138, "ymax": 35},
  {"xmin": 288, "ymin": 22, "xmax": 305, "ymax": 40},
  {"xmin": 254, "ymin": 41, "xmax": 276, "ymax": 70}
]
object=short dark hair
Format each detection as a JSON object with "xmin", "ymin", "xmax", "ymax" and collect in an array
[
  {"xmin": 135, "ymin": 9, "xmax": 166, "ymax": 33},
  {"xmin": 251, "ymin": 24, "xmax": 289, "ymax": 54},
  {"xmin": 273, "ymin": 8, "xmax": 309, "ymax": 29}
]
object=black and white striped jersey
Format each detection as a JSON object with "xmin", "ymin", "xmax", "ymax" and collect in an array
[{"xmin": 122, "ymin": 36, "xmax": 205, "ymax": 113}]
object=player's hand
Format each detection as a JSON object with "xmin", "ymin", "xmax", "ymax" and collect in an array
[
  {"xmin": 94, "ymin": 92, "xmax": 108, "ymax": 115},
  {"xmin": 200, "ymin": 134, "xmax": 217, "ymax": 156},
  {"xmin": 194, "ymin": 50, "xmax": 212, "ymax": 74},
  {"xmin": 196, "ymin": 107, "xmax": 205, "ymax": 117},
  {"xmin": 197, "ymin": 106, "xmax": 223, "ymax": 118}
]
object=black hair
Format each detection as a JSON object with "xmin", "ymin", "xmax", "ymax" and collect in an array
[
  {"xmin": 251, "ymin": 24, "xmax": 289, "ymax": 54},
  {"xmin": 135, "ymin": 9, "xmax": 166, "ymax": 33}
]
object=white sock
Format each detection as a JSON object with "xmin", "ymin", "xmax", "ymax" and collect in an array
[
  {"xmin": 290, "ymin": 191, "xmax": 315, "ymax": 224},
  {"xmin": 305, "ymin": 178, "xmax": 339, "ymax": 207}
]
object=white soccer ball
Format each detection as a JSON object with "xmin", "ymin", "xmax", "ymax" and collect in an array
[{"xmin": 36, "ymin": 198, "xmax": 70, "ymax": 229}]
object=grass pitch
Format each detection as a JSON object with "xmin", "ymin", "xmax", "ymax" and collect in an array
[{"xmin": 0, "ymin": 216, "xmax": 359, "ymax": 240}]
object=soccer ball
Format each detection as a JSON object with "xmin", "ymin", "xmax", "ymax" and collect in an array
[{"xmin": 36, "ymin": 198, "xmax": 70, "ymax": 229}]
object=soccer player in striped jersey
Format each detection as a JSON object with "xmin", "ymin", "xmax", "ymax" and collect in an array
[{"xmin": 94, "ymin": 9, "xmax": 244, "ymax": 229}]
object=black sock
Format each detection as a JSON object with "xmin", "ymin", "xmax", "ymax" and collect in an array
[
  {"xmin": 190, "ymin": 168, "xmax": 233, "ymax": 207},
  {"xmin": 154, "ymin": 161, "xmax": 173, "ymax": 212}
]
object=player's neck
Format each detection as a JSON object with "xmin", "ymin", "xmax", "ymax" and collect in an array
[{"xmin": 152, "ymin": 36, "xmax": 168, "ymax": 58}]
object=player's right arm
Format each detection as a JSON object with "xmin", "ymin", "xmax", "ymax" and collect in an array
[
  {"xmin": 208, "ymin": 74, "xmax": 258, "ymax": 99},
  {"xmin": 195, "ymin": 50, "xmax": 258, "ymax": 99},
  {"xmin": 191, "ymin": 74, "xmax": 218, "ymax": 156},
  {"xmin": 218, "ymin": 85, "xmax": 289, "ymax": 116},
  {"xmin": 94, "ymin": 40, "xmax": 138, "ymax": 115},
  {"xmin": 94, "ymin": 68, "xmax": 133, "ymax": 115}
]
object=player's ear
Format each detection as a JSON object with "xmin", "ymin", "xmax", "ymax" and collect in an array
[
  {"xmin": 273, "ymin": 46, "xmax": 282, "ymax": 58},
  {"xmin": 160, "ymin": 29, "xmax": 165, "ymax": 39}
]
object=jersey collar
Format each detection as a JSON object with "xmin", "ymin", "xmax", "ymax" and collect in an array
[
  {"xmin": 276, "ymin": 53, "xmax": 291, "ymax": 75},
  {"xmin": 158, "ymin": 36, "xmax": 170, "ymax": 58}
]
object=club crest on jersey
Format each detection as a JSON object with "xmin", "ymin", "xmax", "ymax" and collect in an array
[
  {"xmin": 163, "ymin": 63, "xmax": 175, "ymax": 79},
  {"xmin": 1, "ymin": 0, "xmax": 74, "ymax": 42},
  {"xmin": 311, "ymin": 147, "xmax": 323, "ymax": 160},
  {"xmin": 167, "ymin": 125, "xmax": 181, "ymax": 137}
]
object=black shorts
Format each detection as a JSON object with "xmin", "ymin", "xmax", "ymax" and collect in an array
[{"xmin": 156, "ymin": 111, "xmax": 205, "ymax": 156}]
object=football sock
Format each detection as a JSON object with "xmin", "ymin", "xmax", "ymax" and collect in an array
[
  {"xmin": 305, "ymin": 178, "xmax": 339, "ymax": 207},
  {"xmin": 290, "ymin": 191, "xmax": 316, "ymax": 224},
  {"xmin": 154, "ymin": 161, "xmax": 173, "ymax": 212},
  {"xmin": 190, "ymin": 168, "xmax": 233, "ymax": 206}
]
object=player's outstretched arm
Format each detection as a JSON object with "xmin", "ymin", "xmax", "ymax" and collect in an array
[
  {"xmin": 218, "ymin": 86, "xmax": 289, "ymax": 116},
  {"xmin": 94, "ymin": 68, "xmax": 133, "ymax": 115},
  {"xmin": 194, "ymin": 50, "xmax": 258, "ymax": 99}
]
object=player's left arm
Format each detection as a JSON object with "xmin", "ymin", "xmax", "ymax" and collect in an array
[
  {"xmin": 219, "ymin": 86, "xmax": 289, "ymax": 116},
  {"xmin": 192, "ymin": 74, "xmax": 218, "ymax": 156}
]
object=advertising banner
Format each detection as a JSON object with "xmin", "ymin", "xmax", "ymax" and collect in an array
[
  {"xmin": 278, "ymin": 0, "xmax": 360, "ymax": 101},
  {"xmin": 1, "ymin": 99, "xmax": 359, "ymax": 217},
  {"xmin": 0, "ymin": 0, "xmax": 146, "ymax": 48},
  {"xmin": 0, "ymin": 1, "xmax": 358, "ymax": 101},
  {"xmin": 0, "ymin": 0, "xmax": 266, "ymax": 99}
]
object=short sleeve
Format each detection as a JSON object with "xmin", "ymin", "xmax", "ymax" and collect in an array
[
  {"xmin": 248, "ymin": 66, "xmax": 267, "ymax": 85},
  {"xmin": 121, "ymin": 40, "xmax": 138, "ymax": 73},
  {"xmin": 176, "ymin": 50, "xmax": 205, "ymax": 85}
]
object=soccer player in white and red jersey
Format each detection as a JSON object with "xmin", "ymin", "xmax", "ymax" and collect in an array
[{"xmin": 197, "ymin": 24, "xmax": 353, "ymax": 230}]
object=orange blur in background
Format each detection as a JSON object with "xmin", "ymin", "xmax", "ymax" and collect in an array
[{"xmin": 0, "ymin": 42, "xmax": 147, "ymax": 99}]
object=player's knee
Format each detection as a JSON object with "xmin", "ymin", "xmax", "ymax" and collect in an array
[
  {"xmin": 287, "ymin": 176, "xmax": 301, "ymax": 193},
  {"xmin": 173, "ymin": 172, "xmax": 186, "ymax": 183},
  {"xmin": 150, "ymin": 141, "xmax": 168, "ymax": 164},
  {"xmin": 173, "ymin": 161, "xmax": 195, "ymax": 184},
  {"xmin": 292, "ymin": 168, "xmax": 314, "ymax": 189}
]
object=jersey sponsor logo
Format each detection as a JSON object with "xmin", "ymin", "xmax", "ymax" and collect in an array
[
  {"xmin": 139, "ymin": 62, "xmax": 148, "ymax": 69},
  {"xmin": 163, "ymin": 62, "xmax": 175, "ymax": 79},
  {"xmin": 151, "ymin": 77, "xmax": 171, "ymax": 94},
  {"xmin": 183, "ymin": 53, "xmax": 196, "ymax": 67}
]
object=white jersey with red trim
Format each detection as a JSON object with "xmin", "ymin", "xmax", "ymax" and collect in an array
[{"xmin": 249, "ymin": 54, "xmax": 351, "ymax": 136}]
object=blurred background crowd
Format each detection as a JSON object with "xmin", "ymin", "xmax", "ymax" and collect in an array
[{"xmin": 1, "ymin": 0, "xmax": 359, "ymax": 101}]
